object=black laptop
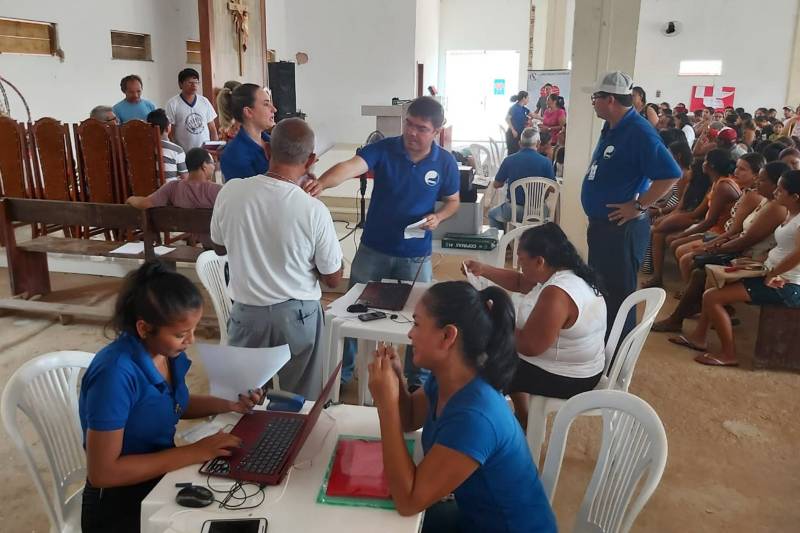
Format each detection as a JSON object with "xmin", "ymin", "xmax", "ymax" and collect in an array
[{"xmin": 356, "ymin": 257, "xmax": 425, "ymax": 311}]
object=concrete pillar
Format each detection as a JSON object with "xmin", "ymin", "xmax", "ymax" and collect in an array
[
  {"xmin": 543, "ymin": 0, "xmax": 574, "ymax": 69},
  {"xmin": 787, "ymin": 7, "xmax": 800, "ymax": 106},
  {"xmin": 559, "ymin": 0, "xmax": 641, "ymax": 257}
]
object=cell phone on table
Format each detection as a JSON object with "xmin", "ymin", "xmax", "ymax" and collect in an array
[
  {"xmin": 358, "ymin": 311, "xmax": 387, "ymax": 322},
  {"xmin": 202, "ymin": 518, "xmax": 267, "ymax": 533}
]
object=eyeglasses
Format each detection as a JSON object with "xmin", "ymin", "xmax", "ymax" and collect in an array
[{"xmin": 591, "ymin": 93, "xmax": 610, "ymax": 103}]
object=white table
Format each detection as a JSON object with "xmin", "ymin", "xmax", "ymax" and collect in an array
[
  {"xmin": 142, "ymin": 403, "xmax": 422, "ymax": 533},
  {"xmin": 323, "ymin": 283, "xmax": 430, "ymax": 405}
]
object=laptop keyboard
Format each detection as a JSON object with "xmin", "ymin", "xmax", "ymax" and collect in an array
[{"xmin": 235, "ymin": 416, "xmax": 304, "ymax": 475}]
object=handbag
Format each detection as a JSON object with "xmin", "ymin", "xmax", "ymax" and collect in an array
[
  {"xmin": 705, "ymin": 259, "xmax": 767, "ymax": 289},
  {"xmin": 693, "ymin": 252, "xmax": 739, "ymax": 268}
]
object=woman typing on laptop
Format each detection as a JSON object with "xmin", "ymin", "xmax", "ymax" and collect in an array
[
  {"xmin": 79, "ymin": 261, "xmax": 261, "ymax": 533},
  {"xmin": 368, "ymin": 281, "xmax": 556, "ymax": 533}
]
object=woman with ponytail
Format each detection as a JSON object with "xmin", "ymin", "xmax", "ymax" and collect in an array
[
  {"xmin": 79, "ymin": 261, "xmax": 260, "ymax": 532},
  {"xmin": 505, "ymin": 90, "xmax": 530, "ymax": 155},
  {"xmin": 368, "ymin": 281, "xmax": 556, "ymax": 533},
  {"xmin": 464, "ymin": 223, "xmax": 607, "ymax": 428},
  {"xmin": 216, "ymin": 79, "xmax": 242, "ymax": 139}
]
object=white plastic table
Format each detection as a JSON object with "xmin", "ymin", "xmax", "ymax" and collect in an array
[
  {"xmin": 323, "ymin": 283, "xmax": 430, "ymax": 405},
  {"xmin": 141, "ymin": 403, "xmax": 422, "ymax": 533}
]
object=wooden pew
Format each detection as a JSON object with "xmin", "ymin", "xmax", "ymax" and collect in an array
[{"xmin": 142, "ymin": 206, "xmax": 214, "ymax": 268}]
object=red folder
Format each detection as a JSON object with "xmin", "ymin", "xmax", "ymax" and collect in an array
[{"xmin": 325, "ymin": 439, "xmax": 391, "ymax": 499}]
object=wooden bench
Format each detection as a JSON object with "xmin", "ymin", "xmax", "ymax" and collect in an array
[
  {"xmin": 0, "ymin": 197, "xmax": 216, "ymax": 329},
  {"xmin": 754, "ymin": 305, "xmax": 800, "ymax": 372}
]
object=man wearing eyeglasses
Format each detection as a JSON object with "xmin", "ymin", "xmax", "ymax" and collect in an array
[
  {"xmin": 165, "ymin": 68, "xmax": 218, "ymax": 151},
  {"xmin": 583, "ymin": 71, "xmax": 681, "ymax": 341},
  {"xmin": 305, "ymin": 96, "xmax": 460, "ymax": 389}
]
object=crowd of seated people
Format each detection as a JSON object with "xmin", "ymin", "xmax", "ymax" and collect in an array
[{"xmin": 633, "ymin": 96, "xmax": 800, "ymax": 367}]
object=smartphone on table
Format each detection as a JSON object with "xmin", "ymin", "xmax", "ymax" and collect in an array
[{"xmin": 201, "ymin": 518, "xmax": 268, "ymax": 533}]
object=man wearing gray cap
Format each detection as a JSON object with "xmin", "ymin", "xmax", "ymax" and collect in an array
[{"xmin": 582, "ymin": 71, "xmax": 681, "ymax": 340}]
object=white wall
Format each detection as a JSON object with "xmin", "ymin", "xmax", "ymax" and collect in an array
[
  {"xmin": 634, "ymin": 0, "xmax": 799, "ymax": 111},
  {"xmin": 415, "ymin": 0, "xmax": 440, "ymax": 93},
  {"xmin": 438, "ymin": 0, "xmax": 531, "ymax": 94},
  {"xmin": 0, "ymin": 0, "xmax": 198, "ymax": 123},
  {"xmin": 266, "ymin": 0, "xmax": 417, "ymax": 144}
]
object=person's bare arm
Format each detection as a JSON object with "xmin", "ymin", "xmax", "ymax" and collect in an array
[
  {"xmin": 319, "ymin": 265, "xmax": 344, "ymax": 289},
  {"xmin": 646, "ymin": 106, "xmax": 659, "ymax": 127},
  {"xmin": 182, "ymin": 390, "xmax": 261, "ymax": 419},
  {"xmin": 515, "ymin": 285, "xmax": 573, "ymax": 357},
  {"xmin": 719, "ymin": 202, "xmax": 787, "ymax": 253},
  {"xmin": 304, "ymin": 156, "xmax": 369, "ymax": 197},
  {"xmin": 208, "ymin": 121, "xmax": 219, "ymax": 141},
  {"xmin": 422, "ymin": 193, "xmax": 460, "ymax": 230},
  {"xmin": 674, "ymin": 181, "xmax": 738, "ymax": 237},
  {"xmin": 86, "ymin": 429, "xmax": 240, "ymax": 488},
  {"xmin": 126, "ymin": 196, "xmax": 152, "ymax": 209},
  {"xmin": 462, "ymin": 261, "xmax": 537, "ymax": 294},
  {"xmin": 607, "ymin": 179, "xmax": 678, "ymax": 225}
]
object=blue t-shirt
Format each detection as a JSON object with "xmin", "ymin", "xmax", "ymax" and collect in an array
[
  {"xmin": 581, "ymin": 108, "xmax": 681, "ymax": 219},
  {"xmin": 494, "ymin": 148, "xmax": 555, "ymax": 205},
  {"xmin": 508, "ymin": 103, "xmax": 530, "ymax": 134},
  {"xmin": 112, "ymin": 99, "xmax": 156, "ymax": 124},
  {"xmin": 220, "ymin": 128, "xmax": 271, "ymax": 181},
  {"xmin": 79, "ymin": 332, "xmax": 191, "ymax": 455},
  {"xmin": 359, "ymin": 136, "xmax": 459, "ymax": 258},
  {"xmin": 422, "ymin": 376, "xmax": 557, "ymax": 533}
]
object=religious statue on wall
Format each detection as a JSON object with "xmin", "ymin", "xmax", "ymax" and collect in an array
[{"xmin": 228, "ymin": 0, "xmax": 249, "ymax": 75}]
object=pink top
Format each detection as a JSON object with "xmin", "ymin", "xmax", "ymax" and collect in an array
[
  {"xmin": 542, "ymin": 108, "xmax": 566, "ymax": 128},
  {"xmin": 147, "ymin": 179, "xmax": 222, "ymax": 247}
]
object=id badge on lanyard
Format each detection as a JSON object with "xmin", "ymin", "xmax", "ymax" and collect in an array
[{"xmin": 587, "ymin": 161, "xmax": 598, "ymax": 180}]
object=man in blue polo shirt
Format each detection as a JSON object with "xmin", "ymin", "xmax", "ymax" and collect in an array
[
  {"xmin": 582, "ymin": 71, "xmax": 681, "ymax": 340},
  {"xmin": 306, "ymin": 96, "xmax": 460, "ymax": 388},
  {"xmin": 220, "ymin": 83, "xmax": 275, "ymax": 180},
  {"xmin": 488, "ymin": 127, "xmax": 555, "ymax": 229}
]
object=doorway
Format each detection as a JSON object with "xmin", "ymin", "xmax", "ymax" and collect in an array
[{"xmin": 444, "ymin": 50, "xmax": 520, "ymax": 143}]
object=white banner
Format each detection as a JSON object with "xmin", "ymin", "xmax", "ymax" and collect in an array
[{"xmin": 527, "ymin": 69, "xmax": 572, "ymax": 108}]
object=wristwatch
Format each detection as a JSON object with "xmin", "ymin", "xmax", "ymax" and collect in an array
[{"xmin": 634, "ymin": 200, "xmax": 647, "ymax": 212}]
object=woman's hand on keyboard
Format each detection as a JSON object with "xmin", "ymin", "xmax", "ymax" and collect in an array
[{"xmin": 190, "ymin": 431, "xmax": 242, "ymax": 462}]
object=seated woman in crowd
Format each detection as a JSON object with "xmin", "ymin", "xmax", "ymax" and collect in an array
[
  {"xmin": 661, "ymin": 150, "xmax": 740, "ymax": 277},
  {"xmin": 643, "ymin": 146, "xmax": 711, "ymax": 286},
  {"xmin": 781, "ymin": 147, "xmax": 800, "ymax": 170},
  {"xmin": 79, "ymin": 262, "xmax": 259, "ymax": 532},
  {"xmin": 534, "ymin": 93, "xmax": 567, "ymax": 140},
  {"xmin": 672, "ymin": 153, "xmax": 765, "ymax": 281},
  {"xmin": 464, "ymin": 223, "xmax": 606, "ymax": 428},
  {"xmin": 632, "ymin": 86, "xmax": 659, "ymax": 127},
  {"xmin": 368, "ymin": 282, "xmax": 557, "ymax": 533},
  {"xmin": 654, "ymin": 161, "xmax": 790, "ymax": 333},
  {"xmin": 670, "ymin": 169, "xmax": 800, "ymax": 366}
]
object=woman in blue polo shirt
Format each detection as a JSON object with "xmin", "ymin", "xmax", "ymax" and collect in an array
[
  {"xmin": 220, "ymin": 83, "xmax": 276, "ymax": 181},
  {"xmin": 80, "ymin": 261, "xmax": 260, "ymax": 532},
  {"xmin": 505, "ymin": 90, "xmax": 530, "ymax": 155},
  {"xmin": 368, "ymin": 281, "xmax": 557, "ymax": 533}
]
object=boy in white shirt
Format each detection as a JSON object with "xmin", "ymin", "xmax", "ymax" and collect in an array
[{"xmin": 165, "ymin": 68, "xmax": 218, "ymax": 151}]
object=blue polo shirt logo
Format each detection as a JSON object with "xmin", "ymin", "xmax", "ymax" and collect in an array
[
  {"xmin": 603, "ymin": 145, "xmax": 615, "ymax": 159},
  {"xmin": 424, "ymin": 170, "xmax": 439, "ymax": 186}
]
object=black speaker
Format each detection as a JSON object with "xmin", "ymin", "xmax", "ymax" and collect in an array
[{"xmin": 268, "ymin": 61, "xmax": 297, "ymax": 120}]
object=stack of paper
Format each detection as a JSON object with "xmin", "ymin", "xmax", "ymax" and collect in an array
[{"xmin": 196, "ymin": 343, "xmax": 291, "ymax": 401}]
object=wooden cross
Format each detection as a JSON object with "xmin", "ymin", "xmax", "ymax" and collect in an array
[{"xmin": 228, "ymin": 0, "xmax": 249, "ymax": 76}]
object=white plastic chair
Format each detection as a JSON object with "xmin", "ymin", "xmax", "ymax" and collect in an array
[
  {"xmin": 492, "ymin": 224, "xmax": 532, "ymax": 269},
  {"xmin": 488, "ymin": 137, "xmax": 506, "ymax": 169},
  {"xmin": 540, "ymin": 389, "xmax": 668, "ymax": 533},
  {"xmin": 196, "ymin": 250, "xmax": 232, "ymax": 345},
  {"xmin": 508, "ymin": 177, "xmax": 560, "ymax": 230},
  {"xmin": 1, "ymin": 351, "xmax": 94, "ymax": 533},
  {"xmin": 526, "ymin": 287, "xmax": 667, "ymax": 465},
  {"xmin": 469, "ymin": 143, "xmax": 496, "ymax": 178}
]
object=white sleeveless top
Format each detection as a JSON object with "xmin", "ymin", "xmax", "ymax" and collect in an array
[
  {"xmin": 515, "ymin": 270, "xmax": 607, "ymax": 378},
  {"xmin": 742, "ymin": 198, "xmax": 776, "ymax": 260},
  {"xmin": 766, "ymin": 212, "xmax": 800, "ymax": 284}
]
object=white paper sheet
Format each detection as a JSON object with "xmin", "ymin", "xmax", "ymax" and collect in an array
[
  {"xmin": 196, "ymin": 343, "xmax": 291, "ymax": 401},
  {"xmin": 472, "ymin": 174, "xmax": 492, "ymax": 187},
  {"xmin": 153, "ymin": 246, "xmax": 175, "ymax": 256},
  {"xmin": 404, "ymin": 217, "xmax": 428, "ymax": 239},
  {"xmin": 463, "ymin": 262, "xmax": 492, "ymax": 290},
  {"xmin": 110, "ymin": 242, "xmax": 145, "ymax": 255}
]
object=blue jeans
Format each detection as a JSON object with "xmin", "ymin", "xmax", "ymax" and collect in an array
[
  {"xmin": 487, "ymin": 201, "xmax": 524, "ymax": 230},
  {"xmin": 342, "ymin": 244, "xmax": 432, "ymax": 387},
  {"xmin": 587, "ymin": 216, "xmax": 650, "ymax": 345}
]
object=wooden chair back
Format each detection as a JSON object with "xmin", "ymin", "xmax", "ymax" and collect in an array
[
  {"xmin": 0, "ymin": 116, "xmax": 31, "ymax": 198},
  {"xmin": 119, "ymin": 120, "xmax": 164, "ymax": 197},
  {"xmin": 29, "ymin": 118, "xmax": 77, "ymax": 201},
  {"xmin": 73, "ymin": 119, "xmax": 120, "ymax": 204}
]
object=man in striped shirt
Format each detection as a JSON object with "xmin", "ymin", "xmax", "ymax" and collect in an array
[{"xmin": 147, "ymin": 109, "xmax": 188, "ymax": 181}]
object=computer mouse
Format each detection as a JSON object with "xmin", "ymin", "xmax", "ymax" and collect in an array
[{"xmin": 175, "ymin": 485, "xmax": 214, "ymax": 508}]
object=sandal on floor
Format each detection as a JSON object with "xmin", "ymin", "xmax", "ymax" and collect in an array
[
  {"xmin": 694, "ymin": 353, "xmax": 739, "ymax": 367},
  {"xmin": 652, "ymin": 320, "xmax": 682, "ymax": 333},
  {"xmin": 667, "ymin": 335, "xmax": 707, "ymax": 352}
]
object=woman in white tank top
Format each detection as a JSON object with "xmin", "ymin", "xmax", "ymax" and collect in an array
[
  {"xmin": 675, "ymin": 169, "xmax": 800, "ymax": 367},
  {"xmin": 464, "ymin": 223, "xmax": 607, "ymax": 428}
]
